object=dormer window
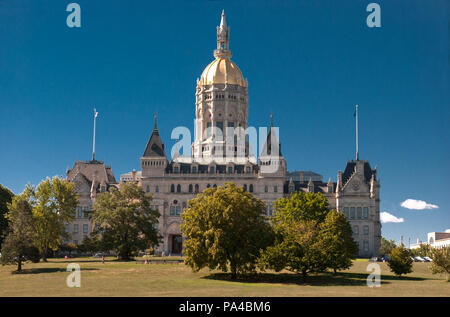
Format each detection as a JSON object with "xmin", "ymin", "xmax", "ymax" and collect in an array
[
  {"xmin": 192, "ymin": 166, "xmax": 197, "ymax": 173},
  {"xmin": 246, "ymin": 166, "xmax": 251, "ymax": 173},
  {"xmin": 210, "ymin": 166, "xmax": 215, "ymax": 174},
  {"xmin": 289, "ymin": 185, "xmax": 294, "ymax": 193},
  {"xmin": 228, "ymin": 166, "xmax": 233, "ymax": 174},
  {"xmin": 328, "ymin": 185, "xmax": 333, "ymax": 193},
  {"xmin": 308, "ymin": 185, "xmax": 314, "ymax": 192},
  {"xmin": 174, "ymin": 166, "xmax": 179, "ymax": 173}
]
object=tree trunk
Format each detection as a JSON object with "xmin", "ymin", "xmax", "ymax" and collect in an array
[
  {"xmin": 301, "ymin": 270, "xmax": 307, "ymax": 283},
  {"xmin": 333, "ymin": 268, "xmax": 337, "ymax": 275},
  {"xmin": 17, "ymin": 259, "xmax": 22, "ymax": 272},
  {"xmin": 42, "ymin": 247, "xmax": 48, "ymax": 262},
  {"xmin": 230, "ymin": 261, "xmax": 237, "ymax": 280}
]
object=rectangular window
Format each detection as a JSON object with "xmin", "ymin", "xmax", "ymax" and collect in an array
[
  {"xmin": 363, "ymin": 207, "xmax": 369, "ymax": 219},
  {"xmin": 216, "ymin": 121, "xmax": 223, "ymax": 134},
  {"xmin": 65, "ymin": 224, "xmax": 69, "ymax": 232},
  {"xmin": 350, "ymin": 207, "xmax": 355, "ymax": 219},
  {"xmin": 353, "ymin": 225, "xmax": 359, "ymax": 235},
  {"xmin": 363, "ymin": 240, "xmax": 369, "ymax": 252},
  {"xmin": 228, "ymin": 166, "xmax": 233, "ymax": 174},
  {"xmin": 274, "ymin": 186, "xmax": 278, "ymax": 193},
  {"xmin": 83, "ymin": 224, "xmax": 88, "ymax": 233},
  {"xmin": 363, "ymin": 225, "xmax": 369, "ymax": 235},
  {"xmin": 192, "ymin": 166, "xmax": 197, "ymax": 173},
  {"xmin": 210, "ymin": 166, "xmax": 215, "ymax": 173},
  {"xmin": 265, "ymin": 185, "xmax": 268, "ymax": 193},
  {"xmin": 155, "ymin": 186, "xmax": 159, "ymax": 193},
  {"xmin": 73, "ymin": 224, "xmax": 78, "ymax": 233},
  {"xmin": 246, "ymin": 167, "xmax": 251, "ymax": 173},
  {"xmin": 357, "ymin": 207, "xmax": 362, "ymax": 219},
  {"xmin": 170, "ymin": 206, "xmax": 175, "ymax": 216},
  {"xmin": 83, "ymin": 212, "xmax": 88, "ymax": 218},
  {"xmin": 344, "ymin": 207, "xmax": 349, "ymax": 218},
  {"xmin": 176, "ymin": 206, "xmax": 181, "ymax": 216},
  {"xmin": 78, "ymin": 207, "xmax": 82, "ymax": 218}
]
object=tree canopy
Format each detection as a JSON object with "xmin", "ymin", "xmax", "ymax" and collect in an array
[
  {"xmin": 0, "ymin": 184, "xmax": 14, "ymax": 247},
  {"xmin": 0, "ymin": 197, "xmax": 37, "ymax": 271},
  {"xmin": 388, "ymin": 245, "xmax": 413, "ymax": 276},
  {"xmin": 181, "ymin": 183, "xmax": 274, "ymax": 279},
  {"xmin": 430, "ymin": 246, "xmax": 450, "ymax": 281},
  {"xmin": 379, "ymin": 237, "xmax": 397, "ymax": 257},
  {"xmin": 90, "ymin": 182, "xmax": 160, "ymax": 261},
  {"xmin": 259, "ymin": 192, "xmax": 357, "ymax": 280},
  {"xmin": 23, "ymin": 177, "xmax": 78, "ymax": 261}
]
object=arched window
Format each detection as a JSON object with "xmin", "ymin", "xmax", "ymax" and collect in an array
[
  {"xmin": 177, "ymin": 184, "xmax": 181, "ymax": 193},
  {"xmin": 195, "ymin": 184, "xmax": 199, "ymax": 193},
  {"xmin": 170, "ymin": 184, "xmax": 175, "ymax": 193},
  {"xmin": 249, "ymin": 184, "xmax": 254, "ymax": 193},
  {"xmin": 188, "ymin": 184, "xmax": 193, "ymax": 193}
]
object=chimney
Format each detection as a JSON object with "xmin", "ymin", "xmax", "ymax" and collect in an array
[
  {"xmin": 132, "ymin": 169, "xmax": 137, "ymax": 182},
  {"xmin": 299, "ymin": 171, "xmax": 304, "ymax": 183}
]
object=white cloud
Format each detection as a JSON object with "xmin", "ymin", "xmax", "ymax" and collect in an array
[
  {"xmin": 400, "ymin": 199, "xmax": 439, "ymax": 210},
  {"xmin": 380, "ymin": 212, "xmax": 404, "ymax": 223}
]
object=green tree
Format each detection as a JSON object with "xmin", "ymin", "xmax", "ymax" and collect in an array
[
  {"xmin": 0, "ymin": 197, "xmax": 36, "ymax": 271},
  {"xmin": 259, "ymin": 192, "xmax": 331, "ymax": 281},
  {"xmin": 24, "ymin": 177, "xmax": 78, "ymax": 261},
  {"xmin": 388, "ymin": 245, "xmax": 413, "ymax": 276},
  {"xmin": 0, "ymin": 184, "xmax": 14, "ymax": 247},
  {"xmin": 90, "ymin": 182, "xmax": 160, "ymax": 261},
  {"xmin": 379, "ymin": 237, "xmax": 397, "ymax": 257},
  {"xmin": 259, "ymin": 219, "xmax": 323, "ymax": 281},
  {"xmin": 410, "ymin": 244, "xmax": 432, "ymax": 258},
  {"xmin": 430, "ymin": 246, "xmax": 450, "ymax": 281},
  {"xmin": 181, "ymin": 183, "xmax": 274, "ymax": 279},
  {"xmin": 317, "ymin": 209, "xmax": 358, "ymax": 274}
]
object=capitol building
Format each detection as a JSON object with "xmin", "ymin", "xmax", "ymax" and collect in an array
[{"xmin": 66, "ymin": 11, "xmax": 381, "ymax": 257}]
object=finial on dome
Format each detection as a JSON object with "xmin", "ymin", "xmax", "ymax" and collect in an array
[{"xmin": 214, "ymin": 10, "xmax": 231, "ymax": 59}]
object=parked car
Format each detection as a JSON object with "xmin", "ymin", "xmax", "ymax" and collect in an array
[
  {"xmin": 423, "ymin": 256, "xmax": 433, "ymax": 262},
  {"xmin": 410, "ymin": 256, "xmax": 416, "ymax": 262},
  {"xmin": 93, "ymin": 253, "xmax": 105, "ymax": 258},
  {"xmin": 414, "ymin": 256, "xmax": 425, "ymax": 262},
  {"xmin": 369, "ymin": 257, "xmax": 382, "ymax": 262}
]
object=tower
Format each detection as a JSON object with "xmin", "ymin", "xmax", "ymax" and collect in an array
[
  {"xmin": 141, "ymin": 114, "xmax": 168, "ymax": 177},
  {"xmin": 192, "ymin": 10, "xmax": 249, "ymax": 162}
]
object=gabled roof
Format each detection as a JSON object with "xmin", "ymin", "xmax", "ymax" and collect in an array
[{"xmin": 143, "ymin": 125, "xmax": 166, "ymax": 158}]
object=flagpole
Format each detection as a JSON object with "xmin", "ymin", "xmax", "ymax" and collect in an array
[
  {"xmin": 355, "ymin": 104, "xmax": 359, "ymax": 161},
  {"xmin": 93, "ymin": 108, "xmax": 97, "ymax": 161}
]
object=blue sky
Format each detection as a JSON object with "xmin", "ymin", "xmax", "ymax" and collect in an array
[{"xmin": 0, "ymin": 0, "xmax": 448, "ymax": 244}]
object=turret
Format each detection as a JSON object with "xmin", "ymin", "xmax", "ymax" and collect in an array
[{"xmin": 141, "ymin": 114, "xmax": 168, "ymax": 177}]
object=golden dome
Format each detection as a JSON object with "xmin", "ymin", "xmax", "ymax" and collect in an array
[{"xmin": 200, "ymin": 58, "xmax": 245, "ymax": 87}]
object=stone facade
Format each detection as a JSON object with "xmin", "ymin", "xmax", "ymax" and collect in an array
[
  {"xmin": 124, "ymin": 11, "xmax": 381, "ymax": 257},
  {"xmin": 66, "ymin": 11, "xmax": 382, "ymax": 258},
  {"xmin": 65, "ymin": 160, "xmax": 118, "ymax": 244}
]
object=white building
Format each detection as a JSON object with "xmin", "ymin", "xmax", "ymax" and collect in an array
[{"xmin": 410, "ymin": 230, "xmax": 450, "ymax": 249}]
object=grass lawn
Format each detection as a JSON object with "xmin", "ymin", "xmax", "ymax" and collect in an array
[{"xmin": 0, "ymin": 257, "xmax": 448, "ymax": 297}]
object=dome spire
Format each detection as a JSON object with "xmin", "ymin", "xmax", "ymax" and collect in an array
[{"xmin": 214, "ymin": 10, "xmax": 232, "ymax": 59}]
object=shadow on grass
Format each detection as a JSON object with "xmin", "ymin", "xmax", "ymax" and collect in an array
[
  {"xmin": 204, "ymin": 271, "xmax": 432, "ymax": 286},
  {"xmin": 12, "ymin": 267, "xmax": 99, "ymax": 275}
]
